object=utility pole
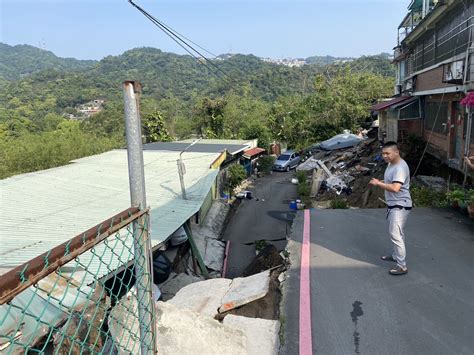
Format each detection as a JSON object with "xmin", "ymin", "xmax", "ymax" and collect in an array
[
  {"xmin": 177, "ymin": 138, "xmax": 202, "ymax": 200},
  {"xmin": 123, "ymin": 81, "xmax": 157, "ymax": 354}
]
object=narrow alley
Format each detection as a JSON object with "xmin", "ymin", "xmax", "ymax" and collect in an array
[{"xmin": 222, "ymin": 171, "xmax": 297, "ymax": 278}]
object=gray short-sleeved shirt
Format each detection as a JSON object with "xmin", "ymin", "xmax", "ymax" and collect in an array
[{"xmin": 384, "ymin": 159, "xmax": 412, "ymax": 207}]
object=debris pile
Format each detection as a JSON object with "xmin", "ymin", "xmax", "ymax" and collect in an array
[{"xmin": 298, "ymin": 137, "xmax": 388, "ymax": 208}]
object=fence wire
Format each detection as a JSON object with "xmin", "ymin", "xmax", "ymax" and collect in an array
[{"xmin": 0, "ymin": 208, "xmax": 156, "ymax": 354}]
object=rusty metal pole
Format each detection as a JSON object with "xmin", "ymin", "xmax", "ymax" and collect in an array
[{"xmin": 123, "ymin": 81, "xmax": 157, "ymax": 354}]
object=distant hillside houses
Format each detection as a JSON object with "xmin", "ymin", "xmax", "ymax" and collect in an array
[
  {"xmin": 333, "ymin": 58, "xmax": 355, "ymax": 64},
  {"xmin": 65, "ymin": 99, "xmax": 105, "ymax": 119},
  {"xmin": 260, "ymin": 57, "xmax": 306, "ymax": 67}
]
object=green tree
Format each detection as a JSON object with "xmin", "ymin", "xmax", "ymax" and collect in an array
[
  {"xmin": 240, "ymin": 121, "xmax": 271, "ymax": 149},
  {"xmin": 142, "ymin": 110, "xmax": 172, "ymax": 143},
  {"xmin": 226, "ymin": 164, "xmax": 247, "ymax": 192},
  {"xmin": 194, "ymin": 97, "xmax": 227, "ymax": 138}
]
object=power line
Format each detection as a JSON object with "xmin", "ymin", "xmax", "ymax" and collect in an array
[
  {"xmin": 128, "ymin": 0, "xmax": 243, "ymax": 89},
  {"xmin": 412, "ymin": 88, "xmax": 447, "ymax": 178}
]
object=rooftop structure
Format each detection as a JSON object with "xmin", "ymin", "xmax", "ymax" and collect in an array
[{"xmin": 0, "ymin": 149, "xmax": 221, "ymax": 278}]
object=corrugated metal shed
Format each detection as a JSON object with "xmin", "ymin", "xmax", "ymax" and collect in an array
[
  {"xmin": 179, "ymin": 138, "xmax": 256, "ymax": 147},
  {"xmin": 143, "ymin": 142, "xmax": 249, "ymax": 155},
  {"xmin": 0, "ymin": 149, "xmax": 220, "ymax": 277}
]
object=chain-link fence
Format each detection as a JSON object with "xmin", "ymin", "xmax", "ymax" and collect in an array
[{"xmin": 0, "ymin": 207, "xmax": 157, "ymax": 354}]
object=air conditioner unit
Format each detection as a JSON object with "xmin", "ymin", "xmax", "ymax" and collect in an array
[{"xmin": 444, "ymin": 60, "xmax": 464, "ymax": 83}]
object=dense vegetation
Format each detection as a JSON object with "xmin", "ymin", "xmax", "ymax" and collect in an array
[
  {"xmin": 0, "ymin": 43, "xmax": 394, "ymax": 179},
  {"xmin": 0, "ymin": 43, "xmax": 96, "ymax": 82}
]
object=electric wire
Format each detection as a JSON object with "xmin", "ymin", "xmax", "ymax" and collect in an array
[
  {"xmin": 411, "ymin": 88, "xmax": 447, "ymax": 178},
  {"xmin": 135, "ymin": 3, "xmax": 263, "ymax": 79},
  {"xmin": 128, "ymin": 0, "xmax": 243, "ymax": 89}
]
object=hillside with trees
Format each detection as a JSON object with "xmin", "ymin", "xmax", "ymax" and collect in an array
[
  {"xmin": 0, "ymin": 44, "xmax": 394, "ymax": 179},
  {"xmin": 0, "ymin": 43, "xmax": 96, "ymax": 82}
]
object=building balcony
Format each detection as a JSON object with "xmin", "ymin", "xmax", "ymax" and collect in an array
[{"xmin": 396, "ymin": 1, "xmax": 440, "ymax": 46}]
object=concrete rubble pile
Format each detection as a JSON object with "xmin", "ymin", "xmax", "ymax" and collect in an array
[
  {"xmin": 109, "ymin": 270, "xmax": 280, "ymax": 354},
  {"xmin": 298, "ymin": 136, "xmax": 383, "ymax": 198}
]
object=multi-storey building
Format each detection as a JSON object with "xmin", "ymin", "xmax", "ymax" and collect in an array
[{"xmin": 378, "ymin": 0, "xmax": 473, "ymax": 174}]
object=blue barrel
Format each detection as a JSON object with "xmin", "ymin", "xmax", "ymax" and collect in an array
[{"xmin": 289, "ymin": 200, "xmax": 297, "ymax": 210}]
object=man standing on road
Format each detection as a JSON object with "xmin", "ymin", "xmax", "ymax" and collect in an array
[{"xmin": 369, "ymin": 141, "xmax": 412, "ymax": 275}]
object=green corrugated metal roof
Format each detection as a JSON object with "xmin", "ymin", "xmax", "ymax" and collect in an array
[{"xmin": 0, "ymin": 149, "xmax": 220, "ymax": 277}]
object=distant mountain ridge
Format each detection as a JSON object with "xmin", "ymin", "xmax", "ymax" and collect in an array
[
  {"xmin": 0, "ymin": 43, "xmax": 395, "ymax": 119},
  {"xmin": 0, "ymin": 43, "xmax": 97, "ymax": 82},
  {"xmin": 0, "ymin": 43, "xmax": 394, "ymax": 85}
]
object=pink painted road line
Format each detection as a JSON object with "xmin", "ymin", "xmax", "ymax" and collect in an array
[{"xmin": 299, "ymin": 209, "xmax": 313, "ymax": 355}]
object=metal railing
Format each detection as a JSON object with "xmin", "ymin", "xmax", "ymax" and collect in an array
[
  {"xmin": 0, "ymin": 207, "xmax": 156, "ymax": 354},
  {"xmin": 412, "ymin": 16, "xmax": 474, "ymax": 72}
]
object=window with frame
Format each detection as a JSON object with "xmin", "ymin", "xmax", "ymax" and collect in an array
[{"xmin": 424, "ymin": 101, "xmax": 448, "ymax": 135}]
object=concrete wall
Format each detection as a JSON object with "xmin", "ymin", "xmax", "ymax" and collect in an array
[{"xmin": 199, "ymin": 187, "xmax": 214, "ymax": 222}]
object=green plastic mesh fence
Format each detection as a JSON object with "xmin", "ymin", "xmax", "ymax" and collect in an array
[{"xmin": 0, "ymin": 208, "xmax": 156, "ymax": 354}]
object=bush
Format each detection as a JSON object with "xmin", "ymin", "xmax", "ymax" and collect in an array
[
  {"xmin": 410, "ymin": 184, "xmax": 448, "ymax": 208},
  {"xmin": 295, "ymin": 170, "xmax": 307, "ymax": 184},
  {"xmin": 0, "ymin": 123, "xmax": 122, "ymax": 179},
  {"xmin": 446, "ymin": 189, "xmax": 466, "ymax": 203},
  {"xmin": 257, "ymin": 155, "xmax": 275, "ymax": 174},
  {"xmin": 227, "ymin": 164, "xmax": 247, "ymax": 191},
  {"xmin": 330, "ymin": 199, "xmax": 349, "ymax": 209},
  {"xmin": 297, "ymin": 182, "xmax": 310, "ymax": 197}
]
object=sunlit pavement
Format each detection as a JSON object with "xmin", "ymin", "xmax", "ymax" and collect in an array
[{"xmin": 282, "ymin": 208, "xmax": 474, "ymax": 355}]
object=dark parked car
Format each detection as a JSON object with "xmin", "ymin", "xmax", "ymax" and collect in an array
[{"xmin": 273, "ymin": 151, "xmax": 301, "ymax": 171}]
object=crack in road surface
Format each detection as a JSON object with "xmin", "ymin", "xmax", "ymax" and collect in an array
[{"xmin": 350, "ymin": 301, "xmax": 363, "ymax": 354}]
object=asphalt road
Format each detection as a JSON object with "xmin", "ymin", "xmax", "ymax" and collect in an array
[
  {"xmin": 282, "ymin": 207, "xmax": 474, "ymax": 355},
  {"xmin": 222, "ymin": 171, "xmax": 298, "ymax": 278}
]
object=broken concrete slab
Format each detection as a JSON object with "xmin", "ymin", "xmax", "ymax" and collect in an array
[
  {"xmin": 189, "ymin": 200, "xmax": 230, "ymax": 272},
  {"xmin": 192, "ymin": 200, "xmax": 230, "ymax": 241},
  {"xmin": 109, "ymin": 295, "xmax": 247, "ymax": 354},
  {"xmin": 310, "ymin": 168, "xmax": 325, "ymax": 197},
  {"xmin": 156, "ymin": 302, "xmax": 247, "ymax": 355},
  {"xmin": 204, "ymin": 238, "xmax": 226, "ymax": 271},
  {"xmin": 168, "ymin": 271, "xmax": 272, "ymax": 317},
  {"xmin": 168, "ymin": 278, "xmax": 232, "ymax": 318},
  {"xmin": 158, "ymin": 272, "xmax": 203, "ymax": 301},
  {"xmin": 185, "ymin": 237, "xmax": 225, "ymax": 273},
  {"xmin": 296, "ymin": 157, "xmax": 320, "ymax": 171},
  {"xmin": 219, "ymin": 270, "xmax": 271, "ymax": 313},
  {"xmin": 223, "ymin": 315, "xmax": 280, "ymax": 355},
  {"xmin": 216, "ymin": 270, "xmax": 282, "ymax": 321},
  {"xmin": 278, "ymin": 272, "xmax": 286, "ymax": 284}
]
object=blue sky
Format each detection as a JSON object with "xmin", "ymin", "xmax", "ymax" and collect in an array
[{"xmin": 1, "ymin": 0, "xmax": 408, "ymax": 60}]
